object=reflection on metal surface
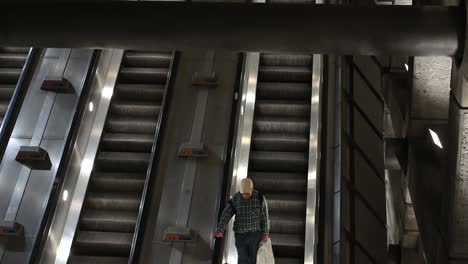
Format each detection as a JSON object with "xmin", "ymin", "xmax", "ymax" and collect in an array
[
  {"xmin": 224, "ymin": 53, "xmax": 260, "ymax": 264},
  {"xmin": 88, "ymin": 102, "xmax": 94, "ymax": 112},
  {"xmin": 304, "ymin": 54, "xmax": 323, "ymax": 264},
  {"xmin": 429, "ymin": 129, "xmax": 443, "ymax": 149},
  {"xmin": 3, "ymin": 49, "xmax": 71, "ymax": 223},
  {"xmin": 62, "ymin": 190, "xmax": 68, "ymax": 202},
  {"xmin": 53, "ymin": 50, "xmax": 123, "ymax": 264}
]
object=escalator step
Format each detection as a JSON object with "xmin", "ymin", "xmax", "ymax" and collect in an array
[
  {"xmin": 96, "ymin": 152, "xmax": 150, "ymax": 172},
  {"xmin": 123, "ymin": 51, "xmax": 172, "ymax": 68},
  {"xmin": 0, "ymin": 68, "xmax": 21, "ymax": 84},
  {"xmin": 90, "ymin": 172, "xmax": 145, "ymax": 192},
  {"xmin": 269, "ymin": 214, "xmax": 305, "ymax": 234},
  {"xmin": 68, "ymin": 256, "xmax": 128, "ymax": 264},
  {"xmin": 259, "ymin": 66, "xmax": 311, "ymax": 82},
  {"xmin": 0, "ymin": 85, "xmax": 15, "ymax": 99},
  {"xmin": 249, "ymin": 151, "xmax": 308, "ymax": 172},
  {"xmin": 255, "ymin": 100, "xmax": 310, "ymax": 118},
  {"xmin": 261, "ymin": 54, "xmax": 312, "ymax": 67},
  {"xmin": 110, "ymin": 101, "xmax": 161, "ymax": 117},
  {"xmin": 257, "ymin": 82, "xmax": 311, "ymax": 101},
  {"xmin": 251, "ymin": 133, "xmax": 308, "ymax": 152},
  {"xmin": 0, "ymin": 101, "xmax": 9, "ymax": 116},
  {"xmin": 80, "ymin": 210, "xmax": 137, "ymax": 233},
  {"xmin": 119, "ymin": 67, "xmax": 168, "ymax": 85},
  {"xmin": 0, "ymin": 47, "xmax": 29, "ymax": 53},
  {"xmin": 85, "ymin": 192, "xmax": 141, "ymax": 211},
  {"xmin": 0, "ymin": 53, "xmax": 28, "ymax": 68},
  {"xmin": 265, "ymin": 193, "xmax": 307, "ymax": 214},
  {"xmin": 114, "ymin": 84, "xmax": 165, "ymax": 101},
  {"xmin": 275, "ymin": 258, "xmax": 304, "ymax": 264},
  {"xmin": 106, "ymin": 117, "xmax": 157, "ymax": 134},
  {"xmin": 250, "ymin": 172, "xmax": 307, "ymax": 193},
  {"xmin": 270, "ymin": 233, "xmax": 305, "ymax": 258},
  {"xmin": 101, "ymin": 133, "xmax": 154, "ymax": 152},
  {"xmin": 73, "ymin": 231, "xmax": 133, "ymax": 257},
  {"xmin": 254, "ymin": 117, "xmax": 309, "ymax": 134}
]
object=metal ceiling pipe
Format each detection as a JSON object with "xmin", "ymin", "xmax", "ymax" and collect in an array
[{"xmin": 0, "ymin": 2, "xmax": 464, "ymax": 56}]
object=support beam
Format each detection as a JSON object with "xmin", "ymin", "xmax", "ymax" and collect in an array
[{"xmin": 0, "ymin": 2, "xmax": 464, "ymax": 56}]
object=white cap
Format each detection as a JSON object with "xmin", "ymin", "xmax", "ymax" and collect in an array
[{"xmin": 240, "ymin": 178, "xmax": 254, "ymax": 194}]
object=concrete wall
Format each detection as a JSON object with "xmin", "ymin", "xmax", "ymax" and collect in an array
[{"xmin": 333, "ymin": 56, "xmax": 387, "ymax": 264}]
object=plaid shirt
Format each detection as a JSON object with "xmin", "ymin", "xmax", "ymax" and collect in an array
[{"xmin": 217, "ymin": 190, "xmax": 270, "ymax": 234}]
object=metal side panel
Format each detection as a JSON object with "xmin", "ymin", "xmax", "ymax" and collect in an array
[
  {"xmin": 37, "ymin": 49, "xmax": 117, "ymax": 264},
  {"xmin": 224, "ymin": 53, "xmax": 259, "ymax": 264},
  {"xmin": 30, "ymin": 50, "xmax": 123, "ymax": 264},
  {"xmin": 304, "ymin": 54, "xmax": 322, "ymax": 264}
]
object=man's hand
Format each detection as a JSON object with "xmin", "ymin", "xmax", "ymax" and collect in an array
[
  {"xmin": 261, "ymin": 234, "xmax": 269, "ymax": 242},
  {"xmin": 214, "ymin": 230, "xmax": 224, "ymax": 238}
]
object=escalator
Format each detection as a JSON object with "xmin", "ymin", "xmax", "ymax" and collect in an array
[
  {"xmin": 0, "ymin": 47, "xmax": 30, "ymax": 125},
  {"xmin": 67, "ymin": 51, "xmax": 173, "ymax": 264},
  {"xmin": 248, "ymin": 53, "xmax": 312, "ymax": 264}
]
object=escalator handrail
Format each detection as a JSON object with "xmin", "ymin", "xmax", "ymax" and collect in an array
[
  {"xmin": 128, "ymin": 51, "xmax": 179, "ymax": 264},
  {"xmin": 0, "ymin": 47, "xmax": 41, "ymax": 163},
  {"xmin": 29, "ymin": 50, "xmax": 101, "ymax": 264}
]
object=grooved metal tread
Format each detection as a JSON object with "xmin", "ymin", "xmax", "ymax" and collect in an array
[
  {"xmin": 248, "ymin": 53, "xmax": 312, "ymax": 260},
  {"xmin": 70, "ymin": 51, "xmax": 172, "ymax": 262}
]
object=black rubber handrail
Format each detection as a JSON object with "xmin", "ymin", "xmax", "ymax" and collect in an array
[
  {"xmin": 29, "ymin": 50, "xmax": 101, "ymax": 264},
  {"xmin": 0, "ymin": 47, "xmax": 41, "ymax": 163},
  {"xmin": 128, "ymin": 51, "xmax": 179, "ymax": 264}
]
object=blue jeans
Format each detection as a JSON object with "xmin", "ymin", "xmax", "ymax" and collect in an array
[{"xmin": 235, "ymin": 231, "xmax": 262, "ymax": 264}]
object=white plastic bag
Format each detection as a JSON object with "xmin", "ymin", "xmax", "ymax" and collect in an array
[{"xmin": 257, "ymin": 238, "xmax": 275, "ymax": 264}]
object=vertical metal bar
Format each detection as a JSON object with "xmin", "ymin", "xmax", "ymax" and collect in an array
[
  {"xmin": 53, "ymin": 50, "xmax": 124, "ymax": 264},
  {"xmin": 223, "ymin": 53, "xmax": 260, "ymax": 264},
  {"xmin": 3, "ymin": 49, "xmax": 71, "ymax": 224},
  {"xmin": 305, "ymin": 54, "xmax": 323, "ymax": 264}
]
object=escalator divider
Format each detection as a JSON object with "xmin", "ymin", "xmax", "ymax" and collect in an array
[
  {"xmin": 0, "ymin": 48, "xmax": 41, "ymax": 163},
  {"xmin": 30, "ymin": 50, "xmax": 101, "ymax": 264},
  {"xmin": 128, "ymin": 51, "xmax": 179, "ymax": 264}
]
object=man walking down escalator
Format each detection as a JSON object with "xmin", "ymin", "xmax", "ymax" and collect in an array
[{"xmin": 215, "ymin": 178, "xmax": 270, "ymax": 264}]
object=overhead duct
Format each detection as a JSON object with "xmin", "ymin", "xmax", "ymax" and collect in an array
[{"xmin": 0, "ymin": 2, "xmax": 464, "ymax": 56}]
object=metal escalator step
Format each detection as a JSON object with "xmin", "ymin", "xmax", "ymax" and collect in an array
[
  {"xmin": 123, "ymin": 51, "xmax": 172, "ymax": 68},
  {"xmin": 261, "ymin": 54, "xmax": 312, "ymax": 67},
  {"xmin": 90, "ymin": 172, "xmax": 145, "ymax": 192},
  {"xmin": 255, "ymin": 100, "xmax": 310, "ymax": 118},
  {"xmin": 275, "ymin": 257, "xmax": 304, "ymax": 264},
  {"xmin": 101, "ymin": 133, "xmax": 154, "ymax": 152},
  {"xmin": 257, "ymin": 82, "xmax": 311, "ymax": 100},
  {"xmin": 0, "ymin": 53, "xmax": 28, "ymax": 68},
  {"xmin": 0, "ymin": 47, "xmax": 29, "ymax": 53},
  {"xmin": 269, "ymin": 214, "xmax": 305, "ymax": 234},
  {"xmin": 0, "ymin": 68, "xmax": 21, "ymax": 84},
  {"xmin": 80, "ymin": 210, "xmax": 137, "ymax": 233},
  {"xmin": 114, "ymin": 84, "xmax": 165, "ymax": 101},
  {"xmin": 264, "ymin": 193, "xmax": 307, "ymax": 214},
  {"xmin": 85, "ymin": 192, "xmax": 141, "ymax": 211},
  {"xmin": 259, "ymin": 66, "xmax": 311, "ymax": 82},
  {"xmin": 0, "ymin": 101, "xmax": 10, "ymax": 116},
  {"xmin": 270, "ymin": 233, "xmax": 305, "ymax": 258},
  {"xmin": 95, "ymin": 152, "xmax": 150, "ymax": 172},
  {"xmin": 73, "ymin": 231, "xmax": 132, "ymax": 257},
  {"xmin": 0, "ymin": 85, "xmax": 15, "ymax": 99},
  {"xmin": 253, "ymin": 117, "xmax": 309, "ymax": 134},
  {"xmin": 106, "ymin": 117, "xmax": 157, "ymax": 134},
  {"xmin": 250, "ymin": 172, "xmax": 307, "ymax": 193},
  {"xmin": 68, "ymin": 256, "xmax": 128, "ymax": 264},
  {"xmin": 110, "ymin": 101, "xmax": 161, "ymax": 117},
  {"xmin": 119, "ymin": 67, "xmax": 168, "ymax": 85},
  {"xmin": 251, "ymin": 133, "xmax": 308, "ymax": 152},
  {"xmin": 249, "ymin": 151, "xmax": 308, "ymax": 172}
]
